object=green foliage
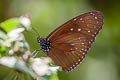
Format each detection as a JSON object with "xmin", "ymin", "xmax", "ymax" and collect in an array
[
  {"xmin": 50, "ymin": 73, "xmax": 59, "ymax": 80},
  {"xmin": 0, "ymin": 18, "xmax": 20, "ymax": 32}
]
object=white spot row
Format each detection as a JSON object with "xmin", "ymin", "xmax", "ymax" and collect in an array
[
  {"xmin": 70, "ymin": 28, "xmax": 82, "ymax": 32},
  {"xmin": 64, "ymin": 57, "xmax": 84, "ymax": 72},
  {"xmin": 65, "ymin": 50, "xmax": 89, "ymax": 72},
  {"xmin": 90, "ymin": 12, "xmax": 95, "ymax": 16}
]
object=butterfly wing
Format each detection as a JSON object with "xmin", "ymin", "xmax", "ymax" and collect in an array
[{"xmin": 47, "ymin": 11, "xmax": 104, "ymax": 72}]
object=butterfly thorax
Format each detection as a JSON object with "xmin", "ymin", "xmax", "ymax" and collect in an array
[{"xmin": 37, "ymin": 37, "xmax": 51, "ymax": 54}]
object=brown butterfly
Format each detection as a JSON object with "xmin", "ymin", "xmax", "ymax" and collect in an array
[{"xmin": 35, "ymin": 11, "xmax": 104, "ymax": 72}]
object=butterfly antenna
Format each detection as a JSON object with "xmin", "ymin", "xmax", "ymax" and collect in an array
[{"xmin": 31, "ymin": 27, "xmax": 40, "ymax": 37}]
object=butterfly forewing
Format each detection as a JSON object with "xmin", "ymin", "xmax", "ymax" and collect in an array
[
  {"xmin": 47, "ymin": 11, "xmax": 103, "ymax": 41},
  {"xmin": 47, "ymin": 11, "xmax": 104, "ymax": 72}
]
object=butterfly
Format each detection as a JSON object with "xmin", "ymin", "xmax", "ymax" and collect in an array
[{"xmin": 35, "ymin": 11, "xmax": 104, "ymax": 72}]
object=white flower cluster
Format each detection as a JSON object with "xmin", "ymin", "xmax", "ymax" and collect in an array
[
  {"xmin": 0, "ymin": 56, "xmax": 59, "ymax": 76},
  {"xmin": 8, "ymin": 28, "xmax": 24, "ymax": 42},
  {"xmin": 0, "ymin": 56, "xmax": 17, "ymax": 68},
  {"xmin": 1, "ymin": 16, "xmax": 31, "ymax": 47},
  {"xmin": 0, "ymin": 15, "xmax": 60, "ymax": 77},
  {"xmin": 31, "ymin": 57, "xmax": 59, "ymax": 76}
]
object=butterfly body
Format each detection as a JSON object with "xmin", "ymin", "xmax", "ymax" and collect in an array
[
  {"xmin": 37, "ymin": 11, "xmax": 104, "ymax": 72},
  {"xmin": 37, "ymin": 37, "xmax": 51, "ymax": 53}
]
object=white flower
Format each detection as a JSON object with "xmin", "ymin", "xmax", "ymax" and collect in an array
[
  {"xmin": 9, "ymin": 49, "xmax": 14, "ymax": 55},
  {"xmin": 19, "ymin": 16, "xmax": 31, "ymax": 29},
  {"xmin": 8, "ymin": 28, "xmax": 24, "ymax": 42},
  {"xmin": 0, "ymin": 56, "xmax": 17, "ymax": 68},
  {"xmin": 31, "ymin": 57, "xmax": 59, "ymax": 76},
  {"xmin": 49, "ymin": 66, "xmax": 60, "ymax": 73},
  {"xmin": 31, "ymin": 58, "xmax": 49, "ymax": 76}
]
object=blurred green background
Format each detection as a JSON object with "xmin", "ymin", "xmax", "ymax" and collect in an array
[{"xmin": 0, "ymin": 0, "xmax": 120, "ymax": 80}]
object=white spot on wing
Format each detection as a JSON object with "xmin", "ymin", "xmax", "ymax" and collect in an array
[
  {"xmin": 76, "ymin": 62, "xmax": 78, "ymax": 65},
  {"xmin": 81, "ymin": 56, "xmax": 84, "ymax": 59},
  {"xmin": 82, "ymin": 52, "xmax": 85, "ymax": 55},
  {"xmin": 94, "ymin": 32, "xmax": 97, "ymax": 35},
  {"xmin": 95, "ymin": 16, "xmax": 98, "ymax": 19},
  {"xmin": 82, "ymin": 48, "xmax": 84, "ymax": 50},
  {"xmin": 75, "ymin": 47, "xmax": 78, "ymax": 50},
  {"xmin": 91, "ymin": 39, "xmax": 93, "ymax": 42},
  {"xmin": 78, "ymin": 28, "xmax": 81, "ymax": 31},
  {"xmin": 82, "ymin": 21, "xmax": 84, "ymax": 23},
  {"xmin": 88, "ymin": 30, "xmax": 90, "ymax": 32},
  {"xmin": 72, "ymin": 51, "xmax": 75, "ymax": 54},
  {"xmin": 78, "ymin": 59, "xmax": 80, "ymax": 62},
  {"xmin": 85, "ymin": 49, "xmax": 87, "ymax": 52},
  {"xmin": 80, "ymin": 50, "xmax": 82, "ymax": 53},
  {"xmin": 90, "ymin": 12, "xmax": 95, "ymax": 16},
  {"xmin": 73, "ymin": 65, "xmax": 75, "ymax": 67},
  {"xmin": 80, "ymin": 18, "xmax": 83, "ymax": 20},
  {"xmin": 70, "ymin": 48, "xmax": 73, "ymax": 50},
  {"xmin": 89, "ymin": 41, "xmax": 91, "ymax": 44},
  {"xmin": 70, "ymin": 28, "xmax": 74, "ymax": 31},
  {"xmin": 81, "ymin": 43, "xmax": 84, "ymax": 45},
  {"xmin": 78, "ymin": 37, "xmax": 81, "ymax": 40},
  {"xmin": 70, "ymin": 43, "xmax": 75, "ymax": 46},
  {"xmin": 74, "ymin": 18, "xmax": 77, "ymax": 21},
  {"xmin": 92, "ymin": 34, "xmax": 95, "ymax": 37}
]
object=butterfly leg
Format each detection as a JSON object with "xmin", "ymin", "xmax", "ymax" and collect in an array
[{"xmin": 32, "ymin": 48, "xmax": 41, "ymax": 57}]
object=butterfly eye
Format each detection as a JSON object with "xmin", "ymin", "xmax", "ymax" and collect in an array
[
  {"xmin": 37, "ymin": 37, "xmax": 40, "ymax": 43},
  {"xmin": 37, "ymin": 37, "xmax": 43, "ymax": 43},
  {"xmin": 36, "ymin": 11, "xmax": 104, "ymax": 72}
]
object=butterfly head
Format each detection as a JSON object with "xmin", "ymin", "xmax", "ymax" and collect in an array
[
  {"xmin": 37, "ymin": 37, "xmax": 43, "ymax": 43},
  {"xmin": 37, "ymin": 37, "xmax": 51, "ymax": 54}
]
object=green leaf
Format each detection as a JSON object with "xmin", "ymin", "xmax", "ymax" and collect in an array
[
  {"xmin": 0, "ymin": 53, "xmax": 1, "ymax": 57},
  {"xmin": 49, "ymin": 73, "xmax": 59, "ymax": 80},
  {"xmin": 0, "ymin": 18, "xmax": 20, "ymax": 32}
]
